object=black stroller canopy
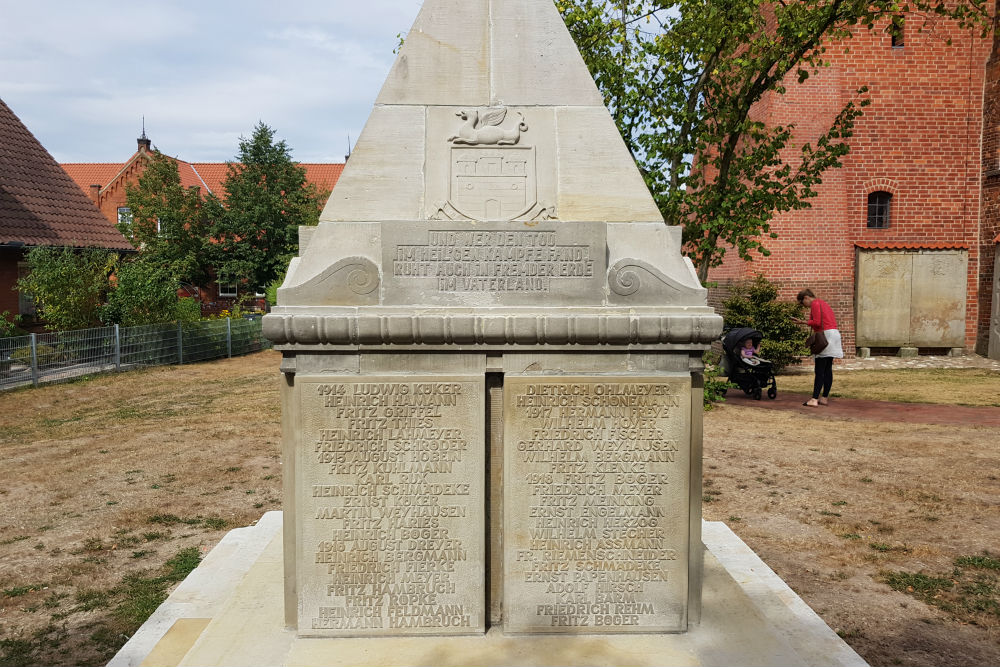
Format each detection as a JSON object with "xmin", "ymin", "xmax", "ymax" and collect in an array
[{"xmin": 723, "ymin": 327, "xmax": 762, "ymax": 354}]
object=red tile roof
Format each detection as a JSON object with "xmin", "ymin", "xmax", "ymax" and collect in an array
[
  {"xmin": 64, "ymin": 157, "xmax": 343, "ymax": 200},
  {"xmin": 854, "ymin": 242, "xmax": 968, "ymax": 250},
  {"xmin": 0, "ymin": 99, "xmax": 132, "ymax": 250},
  {"xmin": 60, "ymin": 163, "xmax": 122, "ymax": 191}
]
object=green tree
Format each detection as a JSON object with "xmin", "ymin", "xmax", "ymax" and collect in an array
[
  {"xmin": 123, "ymin": 150, "xmax": 214, "ymax": 287},
  {"xmin": 722, "ymin": 274, "xmax": 806, "ymax": 371},
  {"xmin": 211, "ymin": 122, "xmax": 327, "ymax": 293},
  {"xmin": 558, "ymin": 0, "xmax": 989, "ymax": 282},
  {"xmin": 15, "ymin": 247, "xmax": 114, "ymax": 330},
  {"xmin": 100, "ymin": 261, "xmax": 198, "ymax": 326}
]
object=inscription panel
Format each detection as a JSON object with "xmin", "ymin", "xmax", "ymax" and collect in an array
[
  {"xmin": 381, "ymin": 221, "xmax": 607, "ymax": 306},
  {"xmin": 297, "ymin": 376, "xmax": 485, "ymax": 636},
  {"xmin": 503, "ymin": 376, "xmax": 691, "ymax": 633}
]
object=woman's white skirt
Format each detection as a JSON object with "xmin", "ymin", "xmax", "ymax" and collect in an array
[{"xmin": 817, "ymin": 328, "xmax": 844, "ymax": 358}]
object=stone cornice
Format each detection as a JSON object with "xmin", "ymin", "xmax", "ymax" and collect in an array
[{"xmin": 263, "ymin": 308, "xmax": 722, "ymax": 347}]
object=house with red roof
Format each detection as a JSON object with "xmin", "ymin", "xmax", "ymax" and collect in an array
[
  {"xmin": 61, "ymin": 136, "xmax": 344, "ymax": 313},
  {"xmin": 62, "ymin": 136, "xmax": 343, "ymax": 230},
  {"xmin": 0, "ymin": 99, "xmax": 132, "ymax": 325}
]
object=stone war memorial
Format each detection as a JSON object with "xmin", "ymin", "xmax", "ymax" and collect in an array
[
  {"xmin": 109, "ymin": 1, "xmax": 869, "ymax": 665},
  {"xmin": 265, "ymin": 0, "xmax": 719, "ymax": 640}
]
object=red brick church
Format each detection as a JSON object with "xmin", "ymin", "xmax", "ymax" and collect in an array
[{"xmin": 709, "ymin": 10, "xmax": 1000, "ymax": 360}]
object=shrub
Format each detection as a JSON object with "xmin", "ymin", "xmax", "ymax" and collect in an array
[
  {"xmin": 0, "ymin": 312, "xmax": 24, "ymax": 338},
  {"xmin": 16, "ymin": 247, "xmax": 114, "ymax": 330},
  {"xmin": 102, "ymin": 260, "xmax": 184, "ymax": 326},
  {"xmin": 703, "ymin": 350, "xmax": 732, "ymax": 410},
  {"xmin": 722, "ymin": 274, "xmax": 807, "ymax": 371}
]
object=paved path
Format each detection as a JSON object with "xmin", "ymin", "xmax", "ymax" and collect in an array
[{"xmin": 723, "ymin": 388, "xmax": 1000, "ymax": 427}]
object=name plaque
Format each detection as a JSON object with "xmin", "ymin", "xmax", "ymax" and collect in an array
[
  {"xmin": 503, "ymin": 376, "xmax": 691, "ymax": 633},
  {"xmin": 381, "ymin": 221, "xmax": 607, "ymax": 306},
  {"xmin": 296, "ymin": 376, "xmax": 485, "ymax": 636}
]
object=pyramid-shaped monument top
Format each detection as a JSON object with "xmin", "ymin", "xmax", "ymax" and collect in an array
[{"xmin": 322, "ymin": 0, "xmax": 664, "ymax": 223}]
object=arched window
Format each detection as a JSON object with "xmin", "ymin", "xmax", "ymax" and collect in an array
[{"xmin": 867, "ymin": 191, "xmax": 892, "ymax": 229}]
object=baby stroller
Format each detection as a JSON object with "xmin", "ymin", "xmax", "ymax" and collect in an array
[{"xmin": 719, "ymin": 327, "xmax": 777, "ymax": 400}]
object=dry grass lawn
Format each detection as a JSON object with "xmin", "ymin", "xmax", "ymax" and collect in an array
[
  {"xmin": 0, "ymin": 350, "xmax": 997, "ymax": 666},
  {"xmin": 776, "ymin": 367, "xmax": 1000, "ymax": 406}
]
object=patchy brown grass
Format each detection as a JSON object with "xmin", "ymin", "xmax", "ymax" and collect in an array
[
  {"xmin": 0, "ymin": 351, "xmax": 998, "ymax": 666},
  {"xmin": 0, "ymin": 352, "xmax": 282, "ymax": 666},
  {"xmin": 703, "ymin": 403, "xmax": 1000, "ymax": 667},
  {"xmin": 776, "ymin": 368, "xmax": 1000, "ymax": 406}
]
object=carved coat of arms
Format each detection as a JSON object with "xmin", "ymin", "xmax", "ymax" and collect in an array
[{"xmin": 433, "ymin": 107, "xmax": 553, "ymax": 222}]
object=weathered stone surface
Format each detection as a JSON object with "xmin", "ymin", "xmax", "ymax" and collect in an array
[
  {"xmin": 909, "ymin": 251, "xmax": 967, "ymax": 347},
  {"xmin": 382, "ymin": 221, "xmax": 606, "ymax": 306},
  {"xmin": 490, "ymin": 0, "xmax": 605, "ymax": 107},
  {"xmin": 264, "ymin": 309, "xmax": 723, "ymax": 348},
  {"xmin": 555, "ymin": 107, "xmax": 663, "ymax": 223},
  {"xmin": 425, "ymin": 107, "xmax": 557, "ymax": 222},
  {"xmin": 375, "ymin": 1, "xmax": 489, "ymax": 107},
  {"xmin": 503, "ymin": 376, "xmax": 692, "ymax": 633},
  {"xmin": 607, "ymin": 224, "xmax": 706, "ymax": 307},
  {"xmin": 856, "ymin": 250, "xmax": 968, "ymax": 348},
  {"xmin": 320, "ymin": 107, "xmax": 425, "ymax": 222},
  {"xmin": 263, "ymin": 0, "xmax": 725, "ymax": 641},
  {"xmin": 855, "ymin": 252, "xmax": 912, "ymax": 347},
  {"xmin": 295, "ymin": 375, "xmax": 485, "ymax": 636}
]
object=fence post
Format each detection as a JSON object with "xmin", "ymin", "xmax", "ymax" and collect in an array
[
  {"xmin": 177, "ymin": 321, "xmax": 184, "ymax": 365},
  {"xmin": 113, "ymin": 324, "xmax": 121, "ymax": 371},
  {"xmin": 226, "ymin": 317, "xmax": 233, "ymax": 358},
  {"xmin": 29, "ymin": 333, "xmax": 39, "ymax": 387}
]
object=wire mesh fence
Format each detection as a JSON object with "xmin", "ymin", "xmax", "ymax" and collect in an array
[{"xmin": 0, "ymin": 318, "xmax": 271, "ymax": 392}]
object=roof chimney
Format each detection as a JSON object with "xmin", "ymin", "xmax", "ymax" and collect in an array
[
  {"xmin": 138, "ymin": 117, "xmax": 151, "ymax": 152},
  {"xmin": 89, "ymin": 184, "xmax": 101, "ymax": 202}
]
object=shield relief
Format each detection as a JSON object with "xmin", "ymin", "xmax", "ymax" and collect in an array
[{"xmin": 449, "ymin": 145, "xmax": 537, "ymax": 221}]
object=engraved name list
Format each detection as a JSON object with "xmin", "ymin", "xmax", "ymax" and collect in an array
[
  {"xmin": 298, "ymin": 377, "xmax": 485, "ymax": 637},
  {"xmin": 503, "ymin": 377, "xmax": 691, "ymax": 633}
]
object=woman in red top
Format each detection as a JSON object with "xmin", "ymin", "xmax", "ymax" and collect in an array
[{"xmin": 793, "ymin": 289, "xmax": 844, "ymax": 407}]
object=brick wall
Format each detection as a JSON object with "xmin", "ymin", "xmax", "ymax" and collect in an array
[
  {"xmin": 708, "ymin": 12, "xmax": 991, "ymax": 354},
  {"xmin": 980, "ymin": 21, "xmax": 1000, "ymax": 354},
  {"xmin": 0, "ymin": 248, "xmax": 23, "ymax": 317}
]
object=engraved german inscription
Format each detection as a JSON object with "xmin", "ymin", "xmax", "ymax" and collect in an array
[
  {"xmin": 298, "ymin": 376, "xmax": 485, "ymax": 636},
  {"xmin": 394, "ymin": 230, "xmax": 593, "ymax": 293},
  {"xmin": 503, "ymin": 377, "xmax": 691, "ymax": 633},
  {"xmin": 380, "ymin": 222, "xmax": 607, "ymax": 306}
]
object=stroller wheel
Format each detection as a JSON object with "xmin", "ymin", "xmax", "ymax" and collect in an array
[
  {"xmin": 767, "ymin": 386, "xmax": 777, "ymax": 400},
  {"xmin": 753, "ymin": 387, "xmax": 762, "ymax": 400}
]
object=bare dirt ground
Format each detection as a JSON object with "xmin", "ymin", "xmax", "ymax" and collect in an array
[{"xmin": 0, "ymin": 350, "xmax": 997, "ymax": 666}]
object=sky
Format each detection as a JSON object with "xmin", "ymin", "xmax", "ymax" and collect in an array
[{"xmin": 0, "ymin": 0, "xmax": 424, "ymax": 163}]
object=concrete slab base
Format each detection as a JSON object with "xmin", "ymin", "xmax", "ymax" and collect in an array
[
  {"xmin": 898, "ymin": 347, "xmax": 919, "ymax": 357},
  {"xmin": 109, "ymin": 512, "xmax": 867, "ymax": 667}
]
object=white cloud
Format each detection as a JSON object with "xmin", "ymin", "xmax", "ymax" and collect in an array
[{"xmin": 0, "ymin": 0, "xmax": 422, "ymax": 162}]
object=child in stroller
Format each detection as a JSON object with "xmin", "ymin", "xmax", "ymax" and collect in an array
[{"xmin": 719, "ymin": 327, "xmax": 777, "ymax": 400}]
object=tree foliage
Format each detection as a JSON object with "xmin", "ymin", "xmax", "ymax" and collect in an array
[
  {"xmin": 722, "ymin": 274, "xmax": 806, "ymax": 371},
  {"xmin": 558, "ymin": 0, "xmax": 989, "ymax": 282},
  {"xmin": 15, "ymin": 247, "xmax": 114, "ymax": 330},
  {"xmin": 210, "ymin": 122, "xmax": 327, "ymax": 293},
  {"xmin": 101, "ymin": 261, "xmax": 200, "ymax": 326},
  {"xmin": 123, "ymin": 150, "xmax": 214, "ymax": 288}
]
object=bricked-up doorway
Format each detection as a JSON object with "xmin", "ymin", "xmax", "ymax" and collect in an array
[{"xmin": 855, "ymin": 249, "xmax": 968, "ymax": 350}]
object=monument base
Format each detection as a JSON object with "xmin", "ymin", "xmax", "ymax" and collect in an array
[{"xmin": 108, "ymin": 512, "xmax": 867, "ymax": 667}]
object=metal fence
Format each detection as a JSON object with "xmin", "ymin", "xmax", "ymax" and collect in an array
[{"xmin": 0, "ymin": 318, "xmax": 271, "ymax": 392}]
